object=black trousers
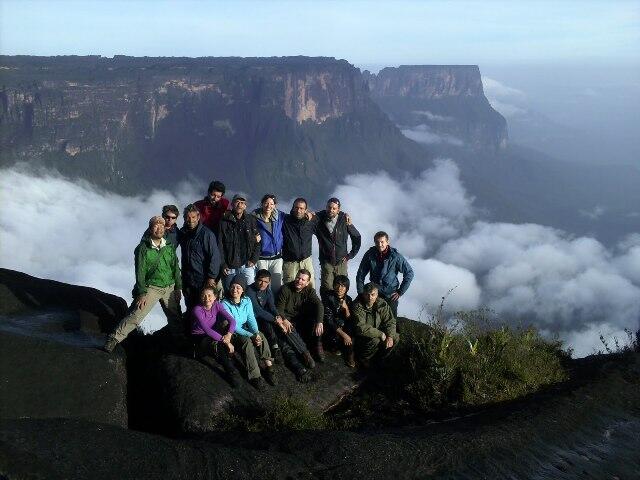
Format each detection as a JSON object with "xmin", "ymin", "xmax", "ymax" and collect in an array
[
  {"xmin": 193, "ymin": 335, "xmax": 235, "ymax": 373},
  {"xmin": 258, "ymin": 318, "xmax": 308, "ymax": 375}
]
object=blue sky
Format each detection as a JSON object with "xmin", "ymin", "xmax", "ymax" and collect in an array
[{"xmin": 1, "ymin": 0, "xmax": 638, "ymax": 66}]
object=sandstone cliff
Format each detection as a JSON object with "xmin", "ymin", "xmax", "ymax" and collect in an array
[
  {"xmin": 366, "ymin": 65, "xmax": 508, "ymax": 151},
  {"xmin": 0, "ymin": 56, "xmax": 427, "ymax": 197}
]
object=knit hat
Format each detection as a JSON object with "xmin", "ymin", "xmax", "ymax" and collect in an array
[{"xmin": 229, "ymin": 275, "xmax": 247, "ymax": 292}]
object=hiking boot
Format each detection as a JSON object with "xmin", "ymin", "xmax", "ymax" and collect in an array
[
  {"xmin": 345, "ymin": 348, "xmax": 356, "ymax": 368},
  {"xmin": 296, "ymin": 368, "xmax": 313, "ymax": 384},
  {"xmin": 263, "ymin": 366, "xmax": 277, "ymax": 386},
  {"xmin": 272, "ymin": 346, "xmax": 282, "ymax": 364},
  {"xmin": 302, "ymin": 351, "xmax": 316, "ymax": 369},
  {"xmin": 102, "ymin": 337, "xmax": 118, "ymax": 354},
  {"xmin": 249, "ymin": 377, "xmax": 267, "ymax": 392},
  {"xmin": 315, "ymin": 341, "xmax": 325, "ymax": 363}
]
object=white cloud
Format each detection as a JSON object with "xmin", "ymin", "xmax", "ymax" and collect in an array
[
  {"xmin": 2, "ymin": 161, "xmax": 639, "ymax": 357},
  {"xmin": 401, "ymin": 124, "xmax": 464, "ymax": 146},
  {"xmin": 411, "ymin": 110, "xmax": 453, "ymax": 122},
  {"xmin": 482, "ymin": 76, "xmax": 528, "ymax": 118}
]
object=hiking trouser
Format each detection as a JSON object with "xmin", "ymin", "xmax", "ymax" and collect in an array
[
  {"xmin": 256, "ymin": 257, "xmax": 283, "ymax": 293},
  {"xmin": 282, "ymin": 256, "xmax": 315, "ymax": 288},
  {"xmin": 291, "ymin": 315, "xmax": 322, "ymax": 351},
  {"xmin": 193, "ymin": 335, "xmax": 235, "ymax": 373},
  {"xmin": 110, "ymin": 284, "xmax": 181, "ymax": 343},
  {"xmin": 232, "ymin": 332, "xmax": 272, "ymax": 380},
  {"xmin": 355, "ymin": 332, "xmax": 400, "ymax": 362},
  {"xmin": 320, "ymin": 261, "xmax": 348, "ymax": 296}
]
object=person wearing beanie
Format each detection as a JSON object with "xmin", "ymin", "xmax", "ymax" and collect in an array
[{"xmin": 222, "ymin": 275, "xmax": 275, "ymax": 390}]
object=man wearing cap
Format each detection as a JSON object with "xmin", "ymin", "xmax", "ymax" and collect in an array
[
  {"xmin": 356, "ymin": 231, "xmax": 414, "ymax": 317},
  {"xmin": 103, "ymin": 216, "xmax": 182, "ymax": 353},
  {"xmin": 194, "ymin": 180, "xmax": 230, "ymax": 234},
  {"xmin": 218, "ymin": 193, "xmax": 261, "ymax": 293},
  {"xmin": 179, "ymin": 204, "xmax": 221, "ymax": 319},
  {"xmin": 141, "ymin": 205, "xmax": 180, "ymax": 248},
  {"xmin": 315, "ymin": 197, "xmax": 361, "ymax": 298}
]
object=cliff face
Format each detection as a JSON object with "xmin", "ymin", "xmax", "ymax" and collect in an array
[
  {"xmin": 0, "ymin": 56, "xmax": 426, "ymax": 196},
  {"xmin": 366, "ymin": 65, "xmax": 508, "ymax": 151}
]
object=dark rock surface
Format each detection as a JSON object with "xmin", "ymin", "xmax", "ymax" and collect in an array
[
  {"xmin": 0, "ymin": 269, "xmax": 128, "ymax": 427},
  {"xmin": 1, "ymin": 353, "xmax": 639, "ymax": 479},
  {"xmin": 159, "ymin": 350, "xmax": 361, "ymax": 434}
]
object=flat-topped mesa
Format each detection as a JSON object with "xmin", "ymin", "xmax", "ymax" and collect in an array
[
  {"xmin": 1, "ymin": 55, "xmax": 420, "ymax": 196},
  {"xmin": 366, "ymin": 65, "xmax": 508, "ymax": 152}
]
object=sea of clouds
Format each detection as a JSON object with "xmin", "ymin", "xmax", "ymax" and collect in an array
[{"xmin": 2, "ymin": 161, "xmax": 639, "ymax": 356}]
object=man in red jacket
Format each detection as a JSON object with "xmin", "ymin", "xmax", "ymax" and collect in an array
[{"xmin": 194, "ymin": 180, "xmax": 230, "ymax": 234}]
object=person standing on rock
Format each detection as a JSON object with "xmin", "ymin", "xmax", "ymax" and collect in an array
[
  {"xmin": 282, "ymin": 197, "xmax": 319, "ymax": 288},
  {"xmin": 178, "ymin": 204, "xmax": 221, "ymax": 323},
  {"xmin": 103, "ymin": 216, "xmax": 182, "ymax": 353},
  {"xmin": 222, "ymin": 276, "xmax": 275, "ymax": 390},
  {"xmin": 194, "ymin": 180, "xmax": 230, "ymax": 234},
  {"xmin": 247, "ymin": 269, "xmax": 315, "ymax": 382},
  {"xmin": 253, "ymin": 194, "xmax": 285, "ymax": 293},
  {"xmin": 141, "ymin": 205, "xmax": 181, "ymax": 248},
  {"xmin": 276, "ymin": 269, "xmax": 325, "ymax": 362},
  {"xmin": 191, "ymin": 286, "xmax": 240, "ymax": 387},
  {"xmin": 315, "ymin": 197, "xmax": 361, "ymax": 298},
  {"xmin": 356, "ymin": 231, "xmax": 414, "ymax": 317},
  {"xmin": 218, "ymin": 194, "xmax": 261, "ymax": 293},
  {"xmin": 322, "ymin": 275, "xmax": 356, "ymax": 367},
  {"xmin": 352, "ymin": 282, "xmax": 400, "ymax": 368}
]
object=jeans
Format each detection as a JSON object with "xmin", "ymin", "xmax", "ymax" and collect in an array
[{"xmin": 222, "ymin": 264, "xmax": 256, "ymax": 293}]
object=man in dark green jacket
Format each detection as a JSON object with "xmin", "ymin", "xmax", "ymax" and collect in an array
[
  {"xmin": 276, "ymin": 269, "xmax": 325, "ymax": 361},
  {"xmin": 352, "ymin": 282, "xmax": 400, "ymax": 365},
  {"xmin": 103, "ymin": 216, "xmax": 182, "ymax": 352}
]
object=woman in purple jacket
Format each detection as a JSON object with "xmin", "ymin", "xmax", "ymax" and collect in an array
[{"xmin": 191, "ymin": 286, "xmax": 240, "ymax": 387}]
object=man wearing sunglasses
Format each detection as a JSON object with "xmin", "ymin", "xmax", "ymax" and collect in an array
[{"xmin": 141, "ymin": 205, "xmax": 180, "ymax": 249}]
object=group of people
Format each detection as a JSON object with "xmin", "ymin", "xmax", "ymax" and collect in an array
[{"xmin": 103, "ymin": 180, "xmax": 414, "ymax": 389}]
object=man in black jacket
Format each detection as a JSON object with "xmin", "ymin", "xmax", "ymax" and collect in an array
[
  {"xmin": 218, "ymin": 194, "xmax": 261, "ymax": 293},
  {"xmin": 178, "ymin": 204, "xmax": 221, "ymax": 321},
  {"xmin": 315, "ymin": 197, "xmax": 361, "ymax": 298},
  {"xmin": 282, "ymin": 198, "xmax": 318, "ymax": 288}
]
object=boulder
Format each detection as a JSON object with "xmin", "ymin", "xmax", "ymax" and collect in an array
[
  {"xmin": 0, "ymin": 269, "xmax": 128, "ymax": 427},
  {"xmin": 158, "ymin": 351, "xmax": 362, "ymax": 434}
]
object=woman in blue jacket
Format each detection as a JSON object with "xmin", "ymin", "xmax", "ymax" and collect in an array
[
  {"xmin": 253, "ymin": 194, "xmax": 286, "ymax": 293},
  {"xmin": 222, "ymin": 275, "xmax": 275, "ymax": 390}
]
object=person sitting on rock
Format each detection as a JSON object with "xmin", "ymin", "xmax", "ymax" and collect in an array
[
  {"xmin": 191, "ymin": 286, "xmax": 240, "ymax": 387},
  {"xmin": 352, "ymin": 282, "xmax": 400, "ymax": 368},
  {"xmin": 276, "ymin": 269, "xmax": 325, "ymax": 362},
  {"xmin": 222, "ymin": 276, "xmax": 275, "ymax": 390},
  {"xmin": 322, "ymin": 275, "xmax": 356, "ymax": 368},
  {"xmin": 247, "ymin": 269, "xmax": 315, "ymax": 382},
  {"xmin": 103, "ymin": 216, "xmax": 182, "ymax": 353}
]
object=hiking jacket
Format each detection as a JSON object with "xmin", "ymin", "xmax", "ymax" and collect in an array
[
  {"xmin": 222, "ymin": 296, "xmax": 258, "ymax": 337},
  {"xmin": 253, "ymin": 208, "xmax": 285, "ymax": 258},
  {"xmin": 356, "ymin": 247, "xmax": 414, "ymax": 298},
  {"xmin": 246, "ymin": 284, "xmax": 277, "ymax": 324},
  {"xmin": 218, "ymin": 211, "xmax": 261, "ymax": 269},
  {"xmin": 133, "ymin": 237, "xmax": 181, "ymax": 297},
  {"xmin": 194, "ymin": 197, "xmax": 230, "ymax": 234},
  {"xmin": 282, "ymin": 213, "xmax": 318, "ymax": 262},
  {"xmin": 191, "ymin": 302, "xmax": 237, "ymax": 340},
  {"xmin": 322, "ymin": 292, "xmax": 354, "ymax": 330},
  {"xmin": 352, "ymin": 298, "xmax": 397, "ymax": 340},
  {"xmin": 315, "ymin": 211, "xmax": 361, "ymax": 265},
  {"xmin": 178, "ymin": 223, "xmax": 221, "ymax": 290},
  {"xmin": 276, "ymin": 282, "xmax": 324, "ymax": 325}
]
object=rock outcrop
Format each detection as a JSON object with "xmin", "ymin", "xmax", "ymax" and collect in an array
[
  {"xmin": 0, "ymin": 269, "xmax": 128, "ymax": 427},
  {"xmin": 0, "ymin": 55, "xmax": 429, "ymax": 198},
  {"xmin": 366, "ymin": 65, "xmax": 508, "ymax": 151}
]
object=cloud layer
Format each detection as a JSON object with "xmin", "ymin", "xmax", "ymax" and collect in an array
[{"xmin": 2, "ymin": 161, "xmax": 639, "ymax": 356}]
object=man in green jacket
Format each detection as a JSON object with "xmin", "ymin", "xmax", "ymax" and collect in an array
[
  {"xmin": 352, "ymin": 282, "xmax": 400, "ymax": 366},
  {"xmin": 103, "ymin": 216, "xmax": 182, "ymax": 352}
]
